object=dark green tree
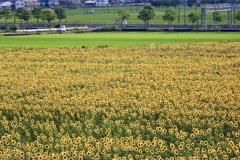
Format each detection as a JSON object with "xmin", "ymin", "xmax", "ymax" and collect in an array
[
  {"xmin": 188, "ymin": 12, "xmax": 201, "ymax": 25},
  {"xmin": 170, "ymin": 0, "xmax": 180, "ymax": 6},
  {"xmin": 235, "ymin": 11, "xmax": 240, "ymax": 22},
  {"xmin": 162, "ymin": 8, "xmax": 177, "ymax": 25},
  {"xmin": 137, "ymin": 5, "xmax": 155, "ymax": 25},
  {"xmin": 1, "ymin": 7, "xmax": 12, "ymax": 25},
  {"xmin": 41, "ymin": 9, "xmax": 57, "ymax": 23},
  {"xmin": 54, "ymin": 8, "xmax": 67, "ymax": 23},
  {"xmin": 143, "ymin": 4, "xmax": 154, "ymax": 11},
  {"xmin": 151, "ymin": 0, "xmax": 179, "ymax": 7},
  {"xmin": 117, "ymin": 9, "xmax": 130, "ymax": 25},
  {"xmin": 213, "ymin": 11, "xmax": 222, "ymax": 25},
  {"xmin": 16, "ymin": 7, "xmax": 32, "ymax": 25},
  {"xmin": 32, "ymin": 7, "xmax": 42, "ymax": 23},
  {"xmin": 187, "ymin": 0, "xmax": 198, "ymax": 7},
  {"xmin": 151, "ymin": 0, "xmax": 161, "ymax": 7}
]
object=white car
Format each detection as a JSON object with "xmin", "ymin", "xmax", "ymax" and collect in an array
[
  {"xmin": 57, "ymin": 25, "xmax": 66, "ymax": 32},
  {"xmin": 87, "ymin": 10, "xmax": 94, "ymax": 13}
]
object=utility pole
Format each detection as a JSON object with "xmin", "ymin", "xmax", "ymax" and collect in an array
[
  {"xmin": 233, "ymin": 0, "xmax": 236, "ymax": 24},
  {"xmin": 178, "ymin": 4, "xmax": 180, "ymax": 24},
  {"xmin": 108, "ymin": 0, "xmax": 110, "ymax": 13},
  {"xmin": 14, "ymin": 0, "xmax": 16, "ymax": 24},
  {"xmin": 58, "ymin": 1, "xmax": 60, "ymax": 23},
  {"xmin": 184, "ymin": 0, "xmax": 186, "ymax": 24},
  {"xmin": 214, "ymin": 0, "xmax": 216, "ymax": 31}
]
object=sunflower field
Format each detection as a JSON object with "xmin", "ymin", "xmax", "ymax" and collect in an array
[{"xmin": 0, "ymin": 42, "xmax": 240, "ymax": 159}]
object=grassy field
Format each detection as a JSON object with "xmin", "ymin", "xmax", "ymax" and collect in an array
[
  {"xmin": 64, "ymin": 6, "xmax": 240, "ymax": 25},
  {"xmin": 1, "ymin": 32, "xmax": 240, "ymax": 49},
  {"xmin": 0, "ymin": 5, "xmax": 240, "ymax": 25}
]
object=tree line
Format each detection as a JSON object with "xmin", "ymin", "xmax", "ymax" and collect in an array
[
  {"xmin": 0, "ymin": 7, "xmax": 67, "ymax": 25},
  {"xmin": 118, "ymin": 4, "xmax": 240, "ymax": 26},
  {"xmin": 1, "ymin": 5, "xmax": 240, "ymax": 27}
]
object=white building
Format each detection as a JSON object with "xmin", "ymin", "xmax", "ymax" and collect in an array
[
  {"xmin": 15, "ymin": 0, "xmax": 39, "ymax": 10},
  {"xmin": 0, "ymin": 1, "xmax": 12, "ymax": 8},
  {"xmin": 15, "ymin": 0, "xmax": 26, "ymax": 9},
  {"xmin": 85, "ymin": 0, "xmax": 96, "ymax": 6},
  {"xmin": 14, "ymin": 0, "xmax": 58, "ymax": 10},
  {"xmin": 27, "ymin": 0, "xmax": 39, "ymax": 10},
  {"xmin": 96, "ymin": 0, "xmax": 108, "ymax": 6},
  {"xmin": 84, "ymin": 0, "xmax": 109, "ymax": 6}
]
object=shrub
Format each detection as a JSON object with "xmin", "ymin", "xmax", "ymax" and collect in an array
[
  {"xmin": 54, "ymin": 23, "xmax": 62, "ymax": 28},
  {"xmin": 10, "ymin": 24, "xmax": 19, "ymax": 31},
  {"xmin": 97, "ymin": 45, "xmax": 109, "ymax": 48},
  {"xmin": 93, "ymin": 26, "xmax": 122, "ymax": 32},
  {"xmin": 47, "ymin": 23, "xmax": 54, "ymax": 28}
]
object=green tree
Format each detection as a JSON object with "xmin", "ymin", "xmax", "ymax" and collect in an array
[
  {"xmin": 0, "ymin": 9, "xmax": 3, "ymax": 20},
  {"xmin": 137, "ymin": 5, "xmax": 155, "ymax": 25},
  {"xmin": 2, "ymin": 8, "xmax": 12, "ymax": 25},
  {"xmin": 162, "ymin": 8, "xmax": 177, "ymax": 25},
  {"xmin": 54, "ymin": 8, "xmax": 67, "ymax": 23},
  {"xmin": 16, "ymin": 7, "xmax": 32, "ymax": 25},
  {"xmin": 151, "ymin": 0, "xmax": 179, "ymax": 7},
  {"xmin": 41, "ymin": 9, "xmax": 57, "ymax": 23},
  {"xmin": 32, "ymin": 7, "xmax": 42, "ymax": 23},
  {"xmin": 188, "ymin": 12, "xmax": 201, "ymax": 26},
  {"xmin": 235, "ymin": 11, "xmax": 240, "ymax": 21},
  {"xmin": 143, "ymin": 4, "xmax": 154, "ymax": 11},
  {"xmin": 187, "ymin": 0, "xmax": 197, "ymax": 7},
  {"xmin": 117, "ymin": 9, "xmax": 130, "ymax": 25},
  {"xmin": 213, "ymin": 11, "xmax": 222, "ymax": 25}
]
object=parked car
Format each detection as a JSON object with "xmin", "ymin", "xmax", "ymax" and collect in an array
[
  {"xmin": 86, "ymin": 10, "xmax": 94, "ymax": 13},
  {"xmin": 57, "ymin": 25, "xmax": 66, "ymax": 32}
]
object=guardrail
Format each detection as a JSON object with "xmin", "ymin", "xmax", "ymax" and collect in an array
[
  {"xmin": 16, "ymin": 26, "xmax": 89, "ymax": 33},
  {"xmin": 1, "ymin": 23, "xmax": 240, "ymax": 31},
  {"xmin": 1, "ymin": 22, "xmax": 240, "ymax": 28}
]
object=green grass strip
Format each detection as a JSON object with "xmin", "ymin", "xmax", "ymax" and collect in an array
[{"xmin": 0, "ymin": 32, "xmax": 240, "ymax": 49}]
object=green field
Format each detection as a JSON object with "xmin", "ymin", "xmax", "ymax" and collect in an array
[
  {"xmin": 64, "ymin": 6, "xmax": 240, "ymax": 25},
  {"xmin": 1, "ymin": 32, "xmax": 240, "ymax": 49},
  {"xmin": 0, "ymin": 5, "xmax": 240, "ymax": 25}
]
